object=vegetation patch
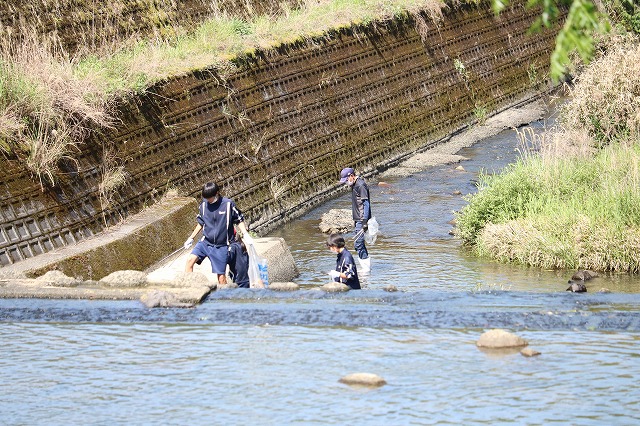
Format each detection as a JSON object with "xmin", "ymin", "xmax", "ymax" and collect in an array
[{"xmin": 455, "ymin": 37, "xmax": 640, "ymax": 272}]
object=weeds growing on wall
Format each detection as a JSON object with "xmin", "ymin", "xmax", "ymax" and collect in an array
[
  {"xmin": 0, "ymin": 0, "xmax": 445, "ymax": 186},
  {"xmin": 0, "ymin": 32, "xmax": 115, "ymax": 187}
]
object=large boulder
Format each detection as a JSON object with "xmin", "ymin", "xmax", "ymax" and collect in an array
[{"xmin": 319, "ymin": 209, "xmax": 352, "ymax": 234}]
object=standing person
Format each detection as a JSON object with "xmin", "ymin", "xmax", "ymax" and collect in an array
[
  {"xmin": 227, "ymin": 232, "xmax": 250, "ymax": 288},
  {"xmin": 339, "ymin": 167, "xmax": 371, "ymax": 272},
  {"xmin": 183, "ymin": 182, "xmax": 254, "ymax": 286},
  {"xmin": 326, "ymin": 233, "xmax": 360, "ymax": 290}
]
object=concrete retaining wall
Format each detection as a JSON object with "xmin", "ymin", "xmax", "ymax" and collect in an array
[{"xmin": 0, "ymin": 1, "xmax": 561, "ymax": 268}]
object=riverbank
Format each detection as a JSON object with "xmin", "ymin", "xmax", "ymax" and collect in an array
[{"xmin": 455, "ymin": 37, "xmax": 640, "ymax": 274}]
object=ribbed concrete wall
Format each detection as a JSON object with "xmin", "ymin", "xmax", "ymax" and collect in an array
[{"xmin": 0, "ymin": 2, "xmax": 560, "ymax": 267}]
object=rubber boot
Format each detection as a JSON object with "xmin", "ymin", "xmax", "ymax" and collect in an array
[{"xmin": 358, "ymin": 257, "xmax": 371, "ymax": 273}]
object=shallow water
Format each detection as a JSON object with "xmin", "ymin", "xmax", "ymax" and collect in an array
[{"xmin": 2, "ymin": 119, "xmax": 640, "ymax": 425}]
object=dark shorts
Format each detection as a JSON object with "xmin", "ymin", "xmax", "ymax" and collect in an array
[{"xmin": 191, "ymin": 241, "xmax": 228, "ymax": 274}]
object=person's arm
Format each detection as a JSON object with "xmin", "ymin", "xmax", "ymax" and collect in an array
[
  {"xmin": 363, "ymin": 199, "xmax": 370, "ymax": 223},
  {"xmin": 184, "ymin": 224, "xmax": 202, "ymax": 249},
  {"xmin": 189, "ymin": 224, "xmax": 202, "ymax": 240},
  {"xmin": 237, "ymin": 221, "xmax": 255, "ymax": 245}
]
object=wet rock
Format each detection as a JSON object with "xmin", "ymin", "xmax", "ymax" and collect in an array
[
  {"xmin": 378, "ymin": 182, "xmax": 392, "ymax": 187},
  {"xmin": 452, "ymin": 190, "xmax": 462, "ymax": 195},
  {"xmin": 571, "ymin": 270, "xmax": 598, "ymax": 281},
  {"xmin": 476, "ymin": 329, "xmax": 528, "ymax": 348},
  {"xmin": 520, "ymin": 347, "xmax": 541, "ymax": 357},
  {"xmin": 269, "ymin": 282, "xmax": 300, "ymax": 291},
  {"xmin": 339, "ymin": 373, "xmax": 386, "ymax": 387},
  {"xmin": 319, "ymin": 209, "xmax": 352, "ymax": 234},
  {"xmin": 99, "ymin": 270, "xmax": 147, "ymax": 287},
  {"xmin": 35, "ymin": 270, "xmax": 82, "ymax": 287},
  {"xmin": 321, "ymin": 282, "xmax": 350, "ymax": 292},
  {"xmin": 140, "ymin": 290, "xmax": 195, "ymax": 308},
  {"xmin": 566, "ymin": 282, "xmax": 587, "ymax": 292},
  {"xmin": 598, "ymin": 288, "xmax": 611, "ymax": 293},
  {"xmin": 384, "ymin": 284, "xmax": 398, "ymax": 292},
  {"xmin": 455, "ymin": 165, "xmax": 465, "ymax": 171}
]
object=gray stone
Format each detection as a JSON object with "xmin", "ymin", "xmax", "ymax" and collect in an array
[
  {"xmin": 319, "ymin": 209, "xmax": 352, "ymax": 234},
  {"xmin": 520, "ymin": 347, "xmax": 541, "ymax": 357},
  {"xmin": 321, "ymin": 282, "xmax": 350, "ymax": 292},
  {"xmin": 566, "ymin": 282, "xmax": 587, "ymax": 292},
  {"xmin": 476, "ymin": 329, "xmax": 528, "ymax": 348},
  {"xmin": 140, "ymin": 290, "xmax": 194, "ymax": 308},
  {"xmin": 384, "ymin": 284, "xmax": 398, "ymax": 292},
  {"xmin": 571, "ymin": 270, "xmax": 598, "ymax": 281},
  {"xmin": 99, "ymin": 270, "xmax": 148, "ymax": 287},
  {"xmin": 170, "ymin": 271, "xmax": 213, "ymax": 288},
  {"xmin": 269, "ymin": 282, "xmax": 300, "ymax": 291},
  {"xmin": 35, "ymin": 270, "xmax": 82, "ymax": 287},
  {"xmin": 339, "ymin": 373, "xmax": 387, "ymax": 387}
]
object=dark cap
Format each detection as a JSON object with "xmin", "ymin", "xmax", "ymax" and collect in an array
[{"xmin": 339, "ymin": 167, "xmax": 355, "ymax": 183}]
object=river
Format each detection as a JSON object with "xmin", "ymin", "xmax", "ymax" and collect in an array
[{"xmin": 1, "ymin": 117, "xmax": 639, "ymax": 425}]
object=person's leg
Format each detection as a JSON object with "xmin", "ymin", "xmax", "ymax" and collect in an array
[
  {"xmin": 208, "ymin": 245, "xmax": 230, "ymax": 285},
  {"xmin": 185, "ymin": 242, "xmax": 207, "ymax": 272},
  {"xmin": 185, "ymin": 254, "xmax": 199, "ymax": 272},
  {"xmin": 353, "ymin": 222, "xmax": 368, "ymax": 259}
]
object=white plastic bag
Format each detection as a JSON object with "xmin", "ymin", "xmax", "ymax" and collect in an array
[
  {"xmin": 364, "ymin": 216, "xmax": 379, "ymax": 244},
  {"xmin": 247, "ymin": 244, "xmax": 267, "ymax": 288}
]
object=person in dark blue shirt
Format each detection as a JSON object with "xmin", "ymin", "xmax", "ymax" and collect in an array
[
  {"xmin": 326, "ymin": 233, "xmax": 360, "ymax": 290},
  {"xmin": 184, "ymin": 182, "xmax": 254, "ymax": 286},
  {"xmin": 227, "ymin": 233, "xmax": 250, "ymax": 288},
  {"xmin": 339, "ymin": 167, "xmax": 372, "ymax": 273}
]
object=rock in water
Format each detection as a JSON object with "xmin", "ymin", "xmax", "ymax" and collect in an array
[
  {"xmin": 269, "ymin": 282, "xmax": 300, "ymax": 291},
  {"xmin": 566, "ymin": 282, "xmax": 587, "ymax": 292},
  {"xmin": 321, "ymin": 282, "xmax": 350, "ymax": 292},
  {"xmin": 476, "ymin": 329, "xmax": 528, "ymax": 348},
  {"xmin": 140, "ymin": 290, "xmax": 194, "ymax": 308},
  {"xmin": 520, "ymin": 347, "xmax": 541, "ymax": 357},
  {"xmin": 339, "ymin": 373, "xmax": 386, "ymax": 387}
]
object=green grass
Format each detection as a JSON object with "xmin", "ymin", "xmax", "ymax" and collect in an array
[{"xmin": 456, "ymin": 135, "xmax": 640, "ymax": 272}]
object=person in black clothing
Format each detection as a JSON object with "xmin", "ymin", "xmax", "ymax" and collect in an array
[
  {"xmin": 339, "ymin": 167, "xmax": 371, "ymax": 273},
  {"xmin": 326, "ymin": 233, "xmax": 360, "ymax": 290},
  {"xmin": 227, "ymin": 232, "xmax": 250, "ymax": 288},
  {"xmin": 183, "ymin": 182, "xmax": 254, "ymax": 285}
]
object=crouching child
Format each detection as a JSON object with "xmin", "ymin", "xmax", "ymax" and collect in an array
[{"xmin": 326, "ymin": 233, "xmax": 360, "ymax": 290}]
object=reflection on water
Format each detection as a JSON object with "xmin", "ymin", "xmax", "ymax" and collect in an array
[{"xmin": 2, "ymin": 122, "xmax": 640, "ymax": 425}]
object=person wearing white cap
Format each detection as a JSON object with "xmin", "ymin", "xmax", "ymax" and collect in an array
[{"xmin": 339, "ymin": 167, "xmax": 371, "ymax": 273}]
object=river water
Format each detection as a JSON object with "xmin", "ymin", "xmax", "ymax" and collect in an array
[{"xmin": 1, "ymin": 119, "xmax": 640, "ymax": 425}]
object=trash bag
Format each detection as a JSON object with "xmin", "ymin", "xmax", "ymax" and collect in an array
[
  {"xmin": 248, "ymin": 244, "xmax": 267, "ymax": 288},
  {"xmin": 364, "ymin": 216, "xmax": 379, "ymax": 245}
]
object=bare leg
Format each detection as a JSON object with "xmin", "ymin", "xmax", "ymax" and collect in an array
[{"xmin": 185, "ymin": 254, "xmax": 198, "ymax": 272}]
